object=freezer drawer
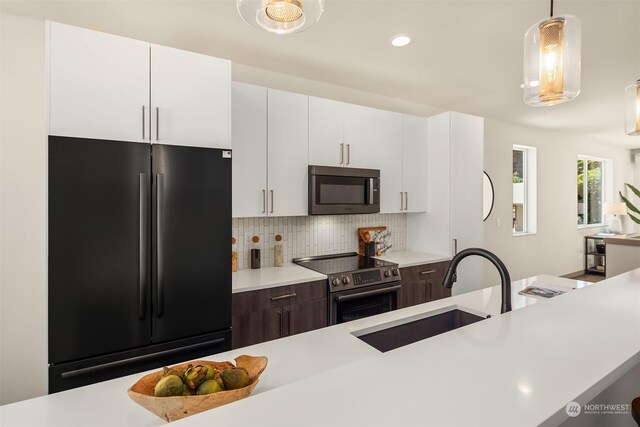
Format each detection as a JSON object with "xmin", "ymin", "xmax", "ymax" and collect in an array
[{"xmin": 49, "ymin": 329, "xmax": 231, "ymax": 393}]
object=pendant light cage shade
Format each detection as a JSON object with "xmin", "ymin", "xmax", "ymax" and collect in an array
[
  {"xmin": 523, "ymin": 14, "xmax": 581, "ymax": 106},
  {"xmin": 237, "ymin": 0, "xmax": 324, "ymax": 34},
  {"xmin": 625, "ymin": 80, "xmax": 640, "ymax": 136}
]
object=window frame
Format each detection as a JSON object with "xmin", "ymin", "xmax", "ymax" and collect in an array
[
  {"xmin": 512, "ymin": 144, "xmax": 537, "ymax": 236},
  {"xmin": 577, "ymin": 155, "xmax": 609, "ymax": 229}
]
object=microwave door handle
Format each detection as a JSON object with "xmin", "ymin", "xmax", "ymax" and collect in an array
[{"xmin": 368, "ymin": 178, "xmax": 375, "ymax": 205}]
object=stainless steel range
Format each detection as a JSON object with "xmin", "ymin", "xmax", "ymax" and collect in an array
[{"xmin": 293, "ymin": 252, "xmax": 401, "ymax": 325}]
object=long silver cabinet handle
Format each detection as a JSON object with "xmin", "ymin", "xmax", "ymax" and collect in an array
[
  {"xmin": 404, "ymin": 192, "xmax": 408, "ymax": 210},
  {"xmin": 420, "ymin": 270, "xmax": 437, "ymax": 275},
  {"xmin": 453, "ymin": 239, "xmax": 458, "ymax": 256},
  {"xmin": 270, "ymin": 190, "xmax": 274, "ymax": 214},
  {"xmin": 139, "ymin": 173, "xmax": 148, "ymax": 320},
  {"xmin": 270, "ymin": 292, "xmax": 297, "ymax": 301},
  {"xmin": 155, "ymin": 107, "xmax": 159, "ymax": 141},
  {"xmin": 262, "ymin": 189, "xmax": 266, "ymax": 213},
  {"xmin": 400, "ymin": 192, "xmax": 404, "ymax": 210},
  {"xmin": 340, "ymin": 143, "xmax": 344, "ymax": 165},
  {"xmin": 156, "ymin": 173, "xmax": 164, "ymax": 318},
  {"xmin": 346, "ymin": 144, "xmax": 351, "ymax": 165},
  {"xmin": 142, "ymin": 105, "xmax": 146, "ymax": 140}
]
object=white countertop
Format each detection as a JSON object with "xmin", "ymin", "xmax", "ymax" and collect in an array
[
  {"xmin": 4, "ymin": 272, "xmax": 631, "ymax": 427},
  {"xmin": 232, "ymin": 263, "xmax": 326, "ymax": 293},
  {"xmin": 176, "ymin": 271, "xmax": 639, "ymax": 427},
  {"xmin": 232, "ymin": 251, "xmax": 450, "ymax": 293},
  {"xmin": 374, "ymin": 250, "xmax": 451, "ymax": 268}
]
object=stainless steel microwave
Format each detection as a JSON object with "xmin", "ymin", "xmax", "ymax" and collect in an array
[{"xmin": 308, "ymin": 165, "xmax": 380, "ymax": 215}]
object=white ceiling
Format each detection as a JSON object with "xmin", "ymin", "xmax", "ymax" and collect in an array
[{"xmin": 2, "ymin": 0, "xmax": 640, "ymax": 147}]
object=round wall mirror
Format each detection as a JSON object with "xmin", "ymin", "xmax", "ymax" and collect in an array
[{"xmin": 483, "ymin": 172, "xmax": 494, "ymax": 222}]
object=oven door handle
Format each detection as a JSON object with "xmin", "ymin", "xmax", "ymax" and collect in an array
[{"xmin": 334, "ymin": 284, "xmax": 401, "ymax": 302}]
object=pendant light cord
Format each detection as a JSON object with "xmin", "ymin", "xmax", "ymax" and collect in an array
[{"xmin": 550, "ymin": 0, "xmax": 554, "ymax": 17}]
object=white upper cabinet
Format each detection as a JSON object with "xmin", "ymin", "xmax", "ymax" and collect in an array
[
  {"xmin": 48, "ymin": 22, "xmax": 230, "ymax": 148},
  {"xmin": 267, "ymin": 89, "xmax": 309, "ymax": 217},
  {"xmin": 371, "ymin": 109, "xmax": 403, "ymax": 213},
  {"xmin": 308, "ymin": 97, "xmax": 345, "ymax": 167},
  {"xmin": 150, "ymin": 44, "xmax": 230, "ymax": 148},
  {"xmin": 49, "ymin": 22, "xmax": 150, "ymax": 143},
  {"xmin": 402, "ymin": 115, "xmax": 428, "ymax": 213},
  {"xmin": 232, "ymin": 83, "xmax": 268, "ymax": 218},
  {"xmin": 231, "ymin": 84, "xmax": 309, "ymax": 218}
]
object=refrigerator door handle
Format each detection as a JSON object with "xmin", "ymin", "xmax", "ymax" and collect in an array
[
  {"xmin": 139, "ymin": 173, "xmax": 148, "ymax": 320},
  {"xmin": 156, "ymin": 173, "xmax": 165, "ymax": 318},
  {"xmin": 59, "ymin": 337, "xmax": 226, "ymax": 380}
]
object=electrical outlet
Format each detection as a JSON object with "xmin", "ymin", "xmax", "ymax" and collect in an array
[{"xmin": 496, "ymin": 217, "xmax": 501, "ymax": 227}]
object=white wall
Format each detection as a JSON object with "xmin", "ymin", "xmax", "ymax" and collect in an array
[
  {"xmin": 482, "ymin": 119, "xmax": 638, "ymax": 286},
  {"xmin": 0, "ymin": 13, "xmax": 48, "ymax": 404}
]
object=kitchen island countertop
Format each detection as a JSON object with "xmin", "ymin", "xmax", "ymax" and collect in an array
[{"xmin": 3, "ymin": 272, "xmax": 638, "ymax": 426}]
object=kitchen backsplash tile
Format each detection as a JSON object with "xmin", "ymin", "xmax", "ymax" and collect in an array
[{"xmin": 232, "ymin": 214, "xmax": 406, "ymax": 270}]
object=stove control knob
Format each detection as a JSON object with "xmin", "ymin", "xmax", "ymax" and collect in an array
[
  {"xmin": 342, "ymin": 277, "xmax": 351, "ymax": 285},
  {"xmin": 392, "ymin": 269, "xmax": 399, "ymax": 276},
  {"xmin": 384, "ymin": 270, "xmax": 391, "ymax": 277},
  {"xmin": 331, "ymin": 278, "xmax": 341, "ymax": 287}
]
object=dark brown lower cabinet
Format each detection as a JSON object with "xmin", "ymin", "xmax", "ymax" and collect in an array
[
  {"xmin": 232, "ymin": 280, "xmax": 327, "ymax": 349},
  {"xmin": 287, "ymin": 298, "xmax": 327, "ymax": 336},
  {"xmin": 399, "ymin": 261, "xmax": 451, "ymax": 309}
]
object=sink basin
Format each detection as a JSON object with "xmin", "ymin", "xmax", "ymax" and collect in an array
[{"xmin": 354, "ymin": 307, "xmax": 489, "ymax": 352}]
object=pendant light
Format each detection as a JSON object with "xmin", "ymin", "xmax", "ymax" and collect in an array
[
  {"xmin": 625, "ymin": 80, "xmax": 640, "ymax": 135},
  {"xmin": 237, "ymin": 0, "xmax": 324, "ymax": 35},
  {"xmin": 523, "ymin": 0, "xmax": 581, "ymax": 106}
]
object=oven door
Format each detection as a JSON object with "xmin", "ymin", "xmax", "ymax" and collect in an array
[
  {"xmin": 309, "ymin": 165, "xmax": 380, "ymax": 215},
  {"xmin": 330, "ymin": 282, "xmax": 401, "ymax": 325}
]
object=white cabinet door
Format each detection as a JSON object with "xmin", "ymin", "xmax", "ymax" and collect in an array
[
  {"xmin": 402, "ymin": 115, "xmax": 428, "ymax": 213},
  {"xmin": 267, "ymin": 89, "xmax": 309, "ymax": 217},
  {"xmin": 344, "ymin": 103, "xmax": 377, "ymax": 168},
  {"xmin": 374, "ymin": 110, "xmax": 403, "ymax": 214},
  {"xmin": 450, "ymin": 112, "xmax": 484, "ymax": 295},
  {"xmin": 151, "ymin": 44, "xmax": 230, "ymax": 149},
  {"xmin": 309, "ymin": 97, "xmax": 344, "ymax": 167},
  {"xmin": 232, "ymin": 83, "xmax": 268, "ymax": 218},
  {"xmin": 49, "ymin": 22, "xmax": 149, "ymax": 142}
]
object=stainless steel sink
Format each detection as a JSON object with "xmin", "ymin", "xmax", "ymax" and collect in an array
[{"xmin": 354, "ymin": 307, "xmax": 489, "ymax": 352}]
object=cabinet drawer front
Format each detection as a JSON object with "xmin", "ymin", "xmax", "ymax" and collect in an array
[
  {"xmin": 233, "ymin": 279, "xmax": 327, "ymax": 316},
  {"xmin": 400, "ymin": 261, "xmax": 450, "ymax": 281}
]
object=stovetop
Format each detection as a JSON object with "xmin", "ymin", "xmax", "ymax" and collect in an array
[{"xmin": 293, "ymin": 252, "xmax": 397, "ymax": 275}]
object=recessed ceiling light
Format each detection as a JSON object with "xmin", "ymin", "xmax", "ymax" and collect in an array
[{"xmin": 391, "ymin": 35, "xmax": 411, "ymax": 47}]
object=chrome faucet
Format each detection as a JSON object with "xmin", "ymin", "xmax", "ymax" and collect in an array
[{"xmin": 442, "ymin": 248, "xmax": 512, "ymax": 314}]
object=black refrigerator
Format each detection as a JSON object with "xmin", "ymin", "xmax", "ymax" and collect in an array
[{"xmin": 48, "ymin": 136, "xmax": 232, "ymax": 393}]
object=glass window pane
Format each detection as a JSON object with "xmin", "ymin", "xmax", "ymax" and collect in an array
[
  {"xmin": 586, "ymin": 160, "xmax": 602, "ymax": 225},
  {"xmin": 577, "ymin": 159, "xmax": 585, "ymax": 225},
  {"xmin": 513, "ymin": 149, "xmax": 526, "ymax": 233}
]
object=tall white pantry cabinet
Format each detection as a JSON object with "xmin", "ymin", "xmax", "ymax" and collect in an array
[
  {"xmin": 48, "ymin": 21, "xmax": 231, "ymax": 149},
  {"xmin": 407, "ymin": 112, "xmax": 484, "ymax": 295}
]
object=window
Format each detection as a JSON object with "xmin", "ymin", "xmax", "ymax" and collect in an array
[
  {"xmin": 577, "ymin": 157, "xmax": 606, "ymax": 226},
  {"xmin": 513, "ymin": 145, "xmax": 537, "ymax": 235}
]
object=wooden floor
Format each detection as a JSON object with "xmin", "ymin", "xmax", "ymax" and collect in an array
[{"xmin": 562, "ymin": 272, "xmax": 607, "ymax": 283}]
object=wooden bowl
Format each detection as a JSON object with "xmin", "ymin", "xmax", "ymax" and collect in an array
[{"xmin": 127, "ymin": 355, "xmax": 268, "ymax": 422}]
